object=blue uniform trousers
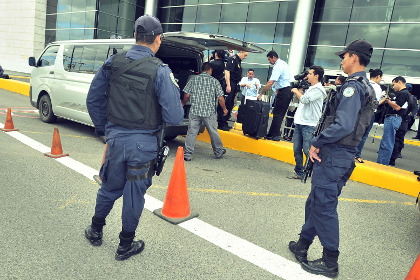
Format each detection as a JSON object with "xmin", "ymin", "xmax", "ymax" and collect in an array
[
  {"xmin": 95, "ymin": 133, "xmax": 158, "ymax": 233},
  {"xmin": 300, "ymin": 144, "xmax": 356, "ymax": 251}
]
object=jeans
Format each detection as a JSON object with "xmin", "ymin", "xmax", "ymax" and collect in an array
[
  {"xmin": 355, "ymin": 114, "xmax": 375, "ymax": 158},
  {"xmin": 185, "ymin": 113, "xmax": 224, "ymax": 159},
  {"xmin": 293, "ymin": 124, "xmax": 315, "ymax": 176},
  {"xmin": 377, "ymin": 115, "xmax": 402, "ymax": 165}
]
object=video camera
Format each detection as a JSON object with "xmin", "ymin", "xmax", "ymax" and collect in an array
[{"xmin": 291, "ymin": 70, "xmax": 311, "ymax": 90}]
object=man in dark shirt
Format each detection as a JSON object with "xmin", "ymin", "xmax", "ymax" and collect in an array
[
  {"xmin": 210, "ymin": 50, "xmax": 226, "ymax": 86},
  {"xmin": 377, "ymin": 76, "xmax": 410, "ymax": 165},
  {"xmin": 217, "ymin": 50, "xmax": 248, "ymax": 131}
]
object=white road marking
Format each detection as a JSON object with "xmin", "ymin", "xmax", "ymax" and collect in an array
[{"xmin": 1, "ymin": 124, "xmax": 327, "ymax": 280}]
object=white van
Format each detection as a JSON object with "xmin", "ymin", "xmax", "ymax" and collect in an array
[{"xmin": 28, "ymin": 32, "xmax": 264, "ymax": 139}]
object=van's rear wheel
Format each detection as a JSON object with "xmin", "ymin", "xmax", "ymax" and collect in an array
[{"xmin": 39, "ymin": 95, "xmax": 57, "ymax": 123}]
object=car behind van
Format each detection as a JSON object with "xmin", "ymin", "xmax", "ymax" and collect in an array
[{"xmin": 28, "ymin": 32, "xmax": 264, "ymax": 140}]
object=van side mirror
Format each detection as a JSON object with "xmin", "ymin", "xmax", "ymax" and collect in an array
[{"xmin": 28, "ymin": 57, "xmax": 36, "ymax": 67}]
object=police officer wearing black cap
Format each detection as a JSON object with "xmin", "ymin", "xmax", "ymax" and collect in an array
[
  {"xmin": 289, "ymin": 39, "xmax": 376, "ymax": 278},
  {"xmin": 84, "ymin": 15, "xmax": 184, "ymax": 261},
  {"xmin": 218, "ymin": 50, "xmax": 248, "ymax": 130}
]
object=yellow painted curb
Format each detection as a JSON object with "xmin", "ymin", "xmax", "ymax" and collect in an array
[
  {"xmin": 197, "ymin": 124, "xmax": 420, "ymax": 197},
  {"xmin": 0, "ymin": 79, "xmax": 30, "ymax": 96}
]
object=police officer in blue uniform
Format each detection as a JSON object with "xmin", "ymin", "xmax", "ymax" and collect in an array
[
  {"xmin": 289, "ymin": 39, "xmax": 375, "ymax": 278},
  {"xmin": 84, "ymin": 15, "xmax": 184, "ymax": 261}
]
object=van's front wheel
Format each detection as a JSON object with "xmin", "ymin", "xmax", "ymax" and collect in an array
[{"xmin": 39, "ymin": 95, "xmax": 57, "ymax": 123}]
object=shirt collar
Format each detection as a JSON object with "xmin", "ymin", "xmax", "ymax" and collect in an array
[{"xmin": 130, "ymin": 45, "xmax": 154, "ymax": 56}]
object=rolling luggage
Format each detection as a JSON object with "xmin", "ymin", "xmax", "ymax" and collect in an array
[{"xmin": 242, "ymin": 100, "xmax": 270, "ymax": 139}]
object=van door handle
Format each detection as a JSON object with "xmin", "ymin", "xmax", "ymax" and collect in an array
[{"xmin": 49, "ymin": 71, "xmax": 54, "ymax": 74}]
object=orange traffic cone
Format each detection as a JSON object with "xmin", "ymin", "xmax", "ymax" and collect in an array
[
  {"xmin": 44, "ymin": 127, "xmax": 69, "ymax": 158},
  {"xmin": 153, "ymin": 146, "xmax": 198, "ymax": 224},
  {"xmin": 406, "ymin": 253, "xmax": 420, "ymax": 280},
  {"xmin": 93, "ymin": 143, "xmax": 107, "ymax": 185},
  {"xmin": 1, "ymin": 108, "xmax": 19, "ymax": 132}
]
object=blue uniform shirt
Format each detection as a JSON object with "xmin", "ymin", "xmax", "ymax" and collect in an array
[
  {"xmin": 269, "ymin": 59, "xmax": 292, "ymax": 90},
  {"xmin": 86, "ymin": 45, "xmax": 184, "ymax": 139},
  {"xmin": 312, "ymin": 71, "xmax": 368, "ymax": 148}
]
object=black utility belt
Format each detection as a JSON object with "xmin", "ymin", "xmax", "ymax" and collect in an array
[{"xmin": 385, "ymin": 114, "xmax": 401, "ymax": 119}]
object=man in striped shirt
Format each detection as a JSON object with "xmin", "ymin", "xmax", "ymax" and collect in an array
[{"xmin": 182, "ymin": 62, "xmax": 228, "ymax": 161}]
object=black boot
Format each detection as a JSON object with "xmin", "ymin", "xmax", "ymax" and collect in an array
[
  {"xmin": 85, "ymin": 216, "xmax": 105, "ymax": 246},
  {"xmin": 115, "ymin": 232, "xmax": 145, "ymax": 261},
  {"xmin": 301, "ymin": 248, "xmax": 339, "ymax": 278},
  {"xmin": 289, "ymin": 237, "xmax": 312, "ymax": 262}
]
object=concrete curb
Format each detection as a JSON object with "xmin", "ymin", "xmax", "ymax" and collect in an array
[
  {"xmin": 197, "ymin": 125, "xmax": 420, "ymax": 198},
  {"xmin": 0, "ymin": 78, "xmax": 30, "ymax": 96},
  {"xmin": 2, "ymin": 79, "xmax": 420, "ymax": 197}
]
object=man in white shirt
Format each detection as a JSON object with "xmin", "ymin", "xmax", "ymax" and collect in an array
[
  {"xmin": 239, "ymin": 69, "xmax": 261, "ymax": 103},
  {"xmin": 287, "ymin": 65, "xmax": 326, "ymax": 179}
]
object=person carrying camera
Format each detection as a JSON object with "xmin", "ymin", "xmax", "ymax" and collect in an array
[
  {"xmin": 84, "ymin": 15, "xmax": 184, "ymax": 261},
  {"xmin": 289, "ymin": 39, "xmax": 376, "ymax": 278},
  {"xmin": 287, "ymin": 66, "xmax": 326, "ymax": 180},
  {"xmin": 377, "ymin": 76, "xmax": 410, "ymax": 165},
  {"xmin": 257, "ymin": 50, "xmax": 292, "ymax": 141}
]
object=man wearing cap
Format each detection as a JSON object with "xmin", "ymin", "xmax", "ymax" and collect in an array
[
  {"xmin": 289, "ymin": 39, "xmax": 376, "ymax": 278},
  {"xmin": 85, "ymin": 15, "xmax": 184, "ymax": 261}
]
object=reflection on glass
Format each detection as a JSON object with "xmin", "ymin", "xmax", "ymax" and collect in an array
[
  {"xmin": 305, "ymin": 46, "xmax": 342, "ymax": 70},
  {"xmin": 350, "ymin": 6, "xmax": 393, "ymax": 22},
  {"xmin": 392, "ymin": 0, "xmax": 419, "ymax": 22},
  {"xmin": 313, "ymin": 0, "xmax": 352, "ymax": 22},
  {"xmin": 85, "ymin": 11, "xmax": 95, "ymax": 28},
  {"xmin": 243, "ymin": 46, "xmax": 270, "ymax": 64},
  {"xmin": 162, "ymin": 24, "xmax": 182, "ymax": 32},
  {"xmin": 272, "ymin": 45, "xmax": 291, "ymax": 61},
  {"xmin": 56, "ymin": 29, "xmax": 70, "ymax": 41},
  {"xmin": 220, "ymin": 3, "xmax": 248, "ymax": 22},
  {"xmin": 72, "ymin": 0, "xmax": 86, "ymax": 12},
  {"xmin": 57, "ymin": 0, "xmax": 71, "ymax": 13},
  {"xmin": 39, "ymin": 46, "xmax": 60, "ymax": 67},
  {"xmin": 195, "ymin": 23, "xmax": 219, "ymax": 34},
  {"xmin": 278, "ymin": 1, "xmax": 297, "ymax": 22},
  {"xmin": 381, "ymin": 49, "xmax": 420, "ymax": 77},
  {"xmin": 196, "ymin": 5, "xmax": 221, "ymax": 23},
  {"xmin": 57, "ymin": 13, "xmax": 71, "ymax": 28},
  {"xmin": 346, "ymin": 24, "xmax": 388, "ymax": 47},
  {"xmin": 46, "ymin": 14, "xmax": 57, "ymax": 29},
  {"xmin": 273, "ymin": 23, "xmax": 293, "ymax": 45},
  {"xmin": 247, "ymin": 2, "xmax": 278, "ymax": 22},
  {"xmin": 386, "ymin": 23, "xmax": 420, "ymax": 49},
  {"xmin": 70, "ymin": 29, "xmax": 84, "ymax": 40},
  {"xmin": 244, "ymin": 23, "xmax": 275, "ymax": 43},
  {"xmin": 309, "ymin": 23, "xmax": 348, "ymax": 46},
  {"xmin": 219, "ymin": 23, "xmax": 245, "ymax": 41},
  {"xmin": 159, "ymin": 6, "xmax": 197, "ymax": 24},
  {"xmin": 84, "ymin": 29, "xmax": 94, "ymax": 39},
  {"xmin": 70, "ymin": 12, "xmax": 86, "ymax": 28}
]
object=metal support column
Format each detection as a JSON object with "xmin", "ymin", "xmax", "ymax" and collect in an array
[
  {"xmin": 144, "ymin": 0, "xmax": 158, "ymax": 17},
  {"xmin": 288, "ymin": 0, "xmax": 316, "ymax": 77}
]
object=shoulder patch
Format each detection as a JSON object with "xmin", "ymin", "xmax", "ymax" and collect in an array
[
  {"xmin": 343, "ymin": 87, "xmax": 355, "ymax": 98},
  {"xmin": 169, "ymin": 72, "xmax": 179, "ymax": 88}
]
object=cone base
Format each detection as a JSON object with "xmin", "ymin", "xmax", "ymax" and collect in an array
[
  {"xmin": 153, "ymin": 208, "xmax": 199, "ymax": 225},
  {"xmin": 93, "ymin": 175, "xmax": 102, "ymax": 185},
  {"xmin": 0, "ymin": 128, "xmax": 19, "ymax": 132},
  {"xmin": 44, "ymin": 152, "xmax": 69, "ymax": 158}
]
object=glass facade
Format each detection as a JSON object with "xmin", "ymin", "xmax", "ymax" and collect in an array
[
  {"xmin": 158, "ymin": 0, "xmax": 297, "ymax": 82},
  {"xmin": 308, "ymin": 0, "xmax": 420, "ymax": 78},
  {"xmin": 43, "ymin": 0, "xmax": 420, "ymax": 82},
  {"xmin": 45, "ymin": 0, "xmax": 145, "ymax": 44}
]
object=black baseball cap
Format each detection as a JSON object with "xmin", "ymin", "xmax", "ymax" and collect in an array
[
  {"xmin": 335, "ymin": 39, "xmax": 373, "ymax": 58},
  {"xmin": 134, "ymin": 15, "xmax": 163, "ymax": 36}
]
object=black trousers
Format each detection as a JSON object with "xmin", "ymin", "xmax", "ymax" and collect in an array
[
  {"xmin": 390, "ymin": 121, "xmax": 408, "ymax": 163},
  {"xmin": 217, "ymin": 82, "xmax": 239, "ymax": 128},
  {"xmin": 267, "ymin": 86, "xmax": 293, "ymax": 137}
]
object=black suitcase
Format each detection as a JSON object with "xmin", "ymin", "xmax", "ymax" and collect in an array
[{"xmin": 242, "ymin": 100, "xmax": 270, "ymax": 139}]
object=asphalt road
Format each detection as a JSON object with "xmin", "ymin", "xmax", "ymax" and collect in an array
[{"xmin": 1, "ymin": 89, "xmax": 420, "ymax": 280}]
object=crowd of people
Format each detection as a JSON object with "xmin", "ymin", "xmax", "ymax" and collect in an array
[{"xmin": 79, "ymin": 14, "xmax": 418, "ymax": 279}]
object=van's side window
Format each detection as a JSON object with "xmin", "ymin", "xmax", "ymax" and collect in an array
[
  {"xmin": 38, "ymin": 45, "xmax": 60, "ymax": 67},
  {"xmin": 108, "ymin": 44, "xmax": 132, "ymax": 59},
  {"xmin": 67, "ymin": 45, "xmax": 109, "ymax": 74},
  {"xmin": 63, "ymin": 46, "xmax": 74, "ymax": 71}
]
